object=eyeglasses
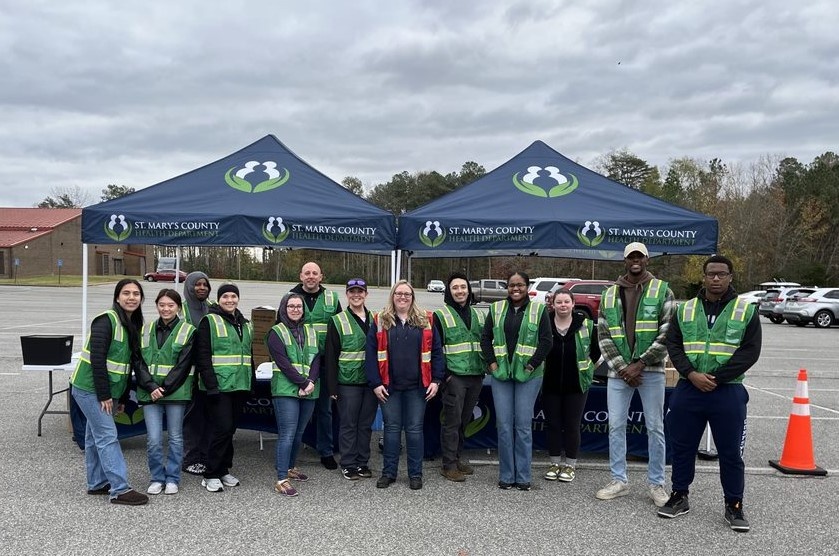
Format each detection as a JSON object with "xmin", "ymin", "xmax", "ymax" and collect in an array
[
  {"xmin": 704, "ymin": 272, "xmax": 731, "ymax": 279},
  {"xmin": 287, "ymin": 305, "xmax": 304, "ymax": 310},
  {"xmin": 347, "ymin": 278, "xmax": 367, "ymax": 288},
  {"xmin": 393, "ymin": 292, "xmax": 413, "ymax": 298}
]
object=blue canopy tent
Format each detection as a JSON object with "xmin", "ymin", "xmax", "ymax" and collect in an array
[{"xmin": 398, "ymin": 140, "xmax": 718, "ymax": 260}]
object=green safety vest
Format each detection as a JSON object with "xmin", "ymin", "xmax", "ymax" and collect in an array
[
  {"xmin": 270, "ymin": 323, "xmax": 321, "ymax": 398},
  {"xmin": 303, "ymin": 289, "xmax": 339, "ymax": 351},
  {"xmin": 601, "ymin": 279, "xmax": 668, "ymax": 361},
  {"xmin": 138, "ymin": 319, "xmax": 196, "ymax": 402},
  {"xmin": 677, "ymin": 296, "xmax": 753, "ymax": 383},
  {"xmin": 180, "ymin": 300, "xmax": 217, "ymax": 325},
  {"xmin": 199, "ymin": 313, "xmax": 253, "ymax": 392},
  {"xmin": 490, "ymin": 300, "xmax": 546, "ymax": 382},
  {"xmin": 434, "ymin": 305, "xmax": 485, "ymax": 376},
  {"xmin": 574, "ymin": 319, "xmax": 595, "ymax": 392},
  {"xmin": 332, "ymin": 310, "xmax": 372, "ymax": 385},
  {"xmin": 70, "ymin": 310, "xmax": 131, "ymax": 399}
]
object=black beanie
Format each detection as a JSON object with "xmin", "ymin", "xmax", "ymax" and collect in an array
[{"xmin": 217, "ymin": 283, "xmax": 240, "ymax": 300}]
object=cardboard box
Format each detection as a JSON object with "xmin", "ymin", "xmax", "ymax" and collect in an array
[
  {"xmin": 665, "ymin": 367, "xmax": 679, "ymax": 387},
  {"xmin": 21, "ymin": 335, "xmax": 73, "ymax": 365}
]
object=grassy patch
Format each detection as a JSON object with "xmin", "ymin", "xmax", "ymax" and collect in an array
[{"xmin": 0, "ymin": 275, "xmax": 125, "ymax": 287}]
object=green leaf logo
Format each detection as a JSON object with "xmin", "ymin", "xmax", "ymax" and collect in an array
[
  {"xmin": 464, "ymin": 403, "xmax": 492, "ymax": 438},
  {"xmin": 419, "ymin": 220, "xmax": 446, "ymax": 248},
  {"xmin": 104, "ymin": 214, "xmax": 132, "ymax": 241},
  {"xmin": 224, "ymin": 161, "xmax": 290, "ymax": 193},
  {"xmin": 262, "ymin": 216, "xmax": 290, "ymax": 244},
  {"xmin": 577, "ymin": 220, "xmax": 605, "ymax": 247},
  {"xmin": 513, "ymin": 165, "xmax": 579, "ymax": 198}
]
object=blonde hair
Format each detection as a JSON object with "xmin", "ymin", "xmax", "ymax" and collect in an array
[{"xmin": 378, "ymin": 280, "xmax": 428, "ymax": 330}]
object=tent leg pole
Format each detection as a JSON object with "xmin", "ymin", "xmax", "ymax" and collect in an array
[{"xmin": 82, "ymin": 244, "xmax": 89, "ymax": 346}]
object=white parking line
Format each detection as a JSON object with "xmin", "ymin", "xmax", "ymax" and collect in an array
[
  {"xmin": 0, "ymin": 318, "xmax": 79, "ymax": 331},
  {"xmin": 746, "ymin": 383, "xmax": 839, "ymax": 415}
]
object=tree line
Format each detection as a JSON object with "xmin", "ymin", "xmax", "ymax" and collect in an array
[{"xmin": 37, "ymin": 150, "xmax": 839, "ymax": 296}]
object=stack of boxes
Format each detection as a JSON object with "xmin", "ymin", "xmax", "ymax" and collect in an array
[{"xmin": 250, "ymin": 306, "xmax": 277, "ymax": 367}]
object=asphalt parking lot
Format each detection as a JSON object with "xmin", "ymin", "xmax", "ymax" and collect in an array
[{"xmin": 0, "ymin": 281, "xmax": 837, "ymax": 555}]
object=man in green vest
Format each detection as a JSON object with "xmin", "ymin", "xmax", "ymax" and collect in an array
[
  {"xmin": 434, "ymin": 272, "xmax": 485, "ymax": 482},
  {"xmin": 289, "ymin": 261, "xmax": 342, "ymax": 469},
  {"xmin": 659, "ymin": 255, "xmax": 761, "ymax": 533},
  {"xmin": 595, "ymin": 242, "xmax": 676, "ymax": 508}
]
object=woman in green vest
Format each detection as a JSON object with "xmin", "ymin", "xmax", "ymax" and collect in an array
[
  {"xmin": 268, "ymin": 293, "xmax": 320, "ymax": 497},
  {"xmin": 136, "ymin": 289, "xmax": 196, "ymax": 496},
  {"xmin": 480, "ymin": 271, "xmax": 553, "ymax": 491},
  {"xmin": 542, "ymin": 288, "xmax": 599, "ymax": 483},
  {"xmin": 70, "ymin": 278, "xmax": 149, "ymax": 506}
]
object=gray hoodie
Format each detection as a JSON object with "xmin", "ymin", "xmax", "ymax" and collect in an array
[{"xmin": 182, "ymin": 271, "xmax": 212, "ymax": 325}]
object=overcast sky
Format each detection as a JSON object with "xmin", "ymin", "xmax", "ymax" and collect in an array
[{"xmin": 1, "ymin": 0, "xmax": 836, "ymax": 207}]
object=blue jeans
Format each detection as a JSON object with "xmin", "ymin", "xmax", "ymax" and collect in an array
[
  {"xmin": 490, "ymin": 376, "xmax": 543, "ymax": 484},
  {"xmin": 273, "ymin": 396, "xmax": 316, "ymax": 480},
  {"xmin": 71, "ymin": 386, "xmax": 132, "ymax": 498},
  {"xmin": 607, "ymin": 371, "xmax": 666, "ymax": 485},
  {"xmin": 380, "ymin": 388, "xmax": 427, "ymax": 479},
  {"xmin": 143, "ymin": 403, "xmax": 186, "ymax": 485}
]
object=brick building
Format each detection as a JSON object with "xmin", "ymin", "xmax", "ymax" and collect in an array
[{"xmin": 0, "ymin": 208, "xmax": 151, "ymax": 279}]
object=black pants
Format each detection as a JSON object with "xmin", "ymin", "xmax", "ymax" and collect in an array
[
  {"xmin": 182, "ymin": 388, "xmax": 213, "ymax": 467},
  {"xmin": 336, "ymin": 384, "xmax": 378, "ymax": 469},
  {"xmin": 440, "ymin": 375, "xmax": 484, "ymax": 469},
  {"xmin": 204, "ymin": 391, "xmax": 247, "ymax": 479},
  {"xmin": 542, "ymin": 390, "xmax": 588, "ymax": 460}
]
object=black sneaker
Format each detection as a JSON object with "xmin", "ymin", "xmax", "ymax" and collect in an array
[
  {"xmin": 342, "ymin": 467, "xmax": 360, "ymax": 480},
  {"xmin": 515, "ymin": 482, "xmax": 532, "ymax": 491},
  {"xmin": 725, "ymin": 501, "xmax": 750, "ymax": 532},
  {"xmin": 87, "ymin": 483, "xmax": 110, "ymax": 495},
  {"xmin": 376, "ymin": 476, "xmax": 395, "ymax": 489},
  {"xmin": 409, "ymin": 476, "xmax": 423, "ymax": 490},
  {"xmin": 320, "ymin": 456, "xmax": 338, "ymax": 470},
  {"xmin": 356, "ymin": 466, "xmax": 373, "ymax": 478},
  {"xmin": 498, "ymin": 481, "xmax": 514, "ymax": 490},
  {"xmin": 658, "ymin": 491, "xmax": 690, "ymax": 518}
]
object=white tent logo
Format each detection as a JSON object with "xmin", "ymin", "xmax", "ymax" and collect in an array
[
  {"xmin": 104, "ymin": 214, "xmax": 132, "ymax": 241},
  {"xmin": 262, "ymin": 216, "xmax": 290, "ymax": 243},
  {"xmin": 419, "ymin": 220, "xmax": 446, "ymax": 248},
  {"xmin": 225, "ymin": 160, "xmax": 290, "ymax": 193},
  {"xmin": 577, "ymin": 220, "xmax": 605, "ymax": 247},
  {"xmin": 512, "ymin": 165, "xmax": 579, "ymax": 198}
]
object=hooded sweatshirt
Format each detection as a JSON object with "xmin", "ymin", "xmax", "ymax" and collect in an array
[
  {"xmin": 183, "ymin": 271, "xmax": 212, "ymax": 325},
  {"xmin": 615, "ymin": 270, "xmax": 654, "ymax": 353}
]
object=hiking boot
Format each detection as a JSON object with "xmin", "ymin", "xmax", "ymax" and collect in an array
[
  {"xmin": 183, "ymin": 463, "xmax": 205, "ymax": 475},
  {"xmin": 658, "ymin": 491, "xmax": 690, "ymax": 518},
  {"xmin": 275, "ymin": 479, "xmax": 298, "ymax": 497},
  {"xmin": 221, "ymin": 474, "xmax": 240, "ymax": 487},
  {"xmin": 87, "ymin": 483, "xmax": 110, "ymax": 495},
  {"xmin": 202, "ymin": 478, "xmax": 224, "ymax": 492},
  {"xmin": 146, "ymin": 481, "xmax": 164, "ymax": 495},
  {"xmin": 409, "ymin": 476, "xmax": 423, "ymax": 490},
  {"xmin": 164, "ymin": 483, "xmax": 179, "ymax": 495},
  {"xmin": 342, "ymin": 467, "xmax": 360, "ymax": 480},
  {"xmin": 456, "ymin": 461, "xmax": 474, "ymax": 475},
  {"xmin": 376, "ymin": 476, "xmax": 395, "ymax": 489},
  {"xmin": 356, "ymin": 466, "xmax": 373, "ymax": 478},
  {"xmin": 558, "ymin": 466, "xmax": 576, "ymax": 483},
  {"xmin": 440, "ymin": 467, "xmax": 466, "ymax": 482},
  {"xmin": 287, "ymin": 468, "xmax": 309, "ymax": 482},
  {"xmin": 111, "ymin": 489, "xmax": 149, "ymax": 506},
  {"xmin": 595, "ymin": 480, "xmax": 629, "ymax": 500},
  {"xmin": 320, "ymin": 455, "xmax": 338, "ymax": 470},
  {"xmin": 725, "ymin": 501, "xmax": 750, "ymax": 532},
  {"xmin": 544, "ymin": 464, "xmax": 561, "ymax": 481},
  {"xmin": 649, "ymin": 484, "xmax": 669, "ymax": 508}
]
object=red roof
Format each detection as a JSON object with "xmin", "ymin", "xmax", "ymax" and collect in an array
[{"xmin": 0, "ymin": 208, "xmax": 82, "ymax": 247}]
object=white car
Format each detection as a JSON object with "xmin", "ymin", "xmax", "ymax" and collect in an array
[
  {"xmin": 528, "ymin": 277, "xmax": 579, "ymax": 303},
  {"xmin": 427, "ymin": 280, "xmax": 445, "ymax": 293},
  {"xmin": 737, "ymin": 290, "xmax": 767, "ymax": 305}
]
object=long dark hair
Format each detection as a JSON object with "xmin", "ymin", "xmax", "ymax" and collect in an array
[{"xmin": 112, "ymin": 278, "xmax": 144, "ymax": 355}]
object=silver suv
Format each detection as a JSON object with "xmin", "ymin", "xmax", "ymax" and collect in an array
[
  {"xmin": 758, "ymin": 287, "xmax": 817, "ymax": 324},
  {"xmin": 782, "ymin": 288, "xmax": 839, "ymax": 328}
]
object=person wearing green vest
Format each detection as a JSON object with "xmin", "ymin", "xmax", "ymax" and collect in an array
[
  {"xmin": 595, "ymin": 242, "xmax": 676, "ymax": 508},
  {"xmin": 136, "ymin": 289, "xmax": 196, "ymax": 496},
  {"xmin": 181, "ymin": 271, "xmax": 214, "ymax": 476},
  {"xmin": 480, "ymin": 271, "xmax": 553, "ymax": 491},
  {"xmin": 289, "ymin": 261, "xmax": 342, "ymax": 470},
  {"xmin": 542, "ymin": 288, "xmax": 600, "ymax": 483},
  {"xmin": 267, "ymin": 293, "xmax": 321, "ymax": 497},
  {"xmin": 195, "ymin": 282, "xmax": 254, "ymax": 493},
  {"xmin": 659, "ymin": 255, "xmax": 761, "ymax": 532},
  {"xmin": 70, "ymin": 278, "xmax": 149, "ymax": 506},
  {"xmin": 434, "ymin": 272, "xmax": 485, "ymax": 483},
  {"xmin": 324, "ymin": 278, "xmax": 377, "ymax": 481}
]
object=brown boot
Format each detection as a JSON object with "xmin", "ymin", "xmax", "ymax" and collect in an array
[
  {"xmin": 456, "ymin": 461, "xmax": 474, "ymax": 475},
  {"xmin": 440, "ymin": 467, "xmax": 466, "ymax": 482}
]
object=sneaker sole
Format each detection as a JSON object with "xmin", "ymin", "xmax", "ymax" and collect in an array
[
  {"xmin": 544, "ymin": 475, "xmax": 558, "ymax": 481},
  {"xmin": 595, "ymin": 489, "xmax": 630, "ymax": 500},
  {"xmin": 658, "ymin": 508, "xmax": 690, "ymax": 518},
  {"xmin": 557, "ymin": 476, "xmax": 574, "ymax": 483},
  {"xmin": 201, "ymin": 480, "xmax": 224, "ymax": 493},
  {"xmin": 725, "ymin": 518, "xmax": 749, "ymax": 532}
]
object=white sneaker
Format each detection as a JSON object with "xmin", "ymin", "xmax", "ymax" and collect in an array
[
  {"xmin": 146, "ymin": 481, "xmax": 164, "ymax": 495},
  {"xmin": 202, "ymin": 478, "xmax": 224, "ymax": 492},
  {"xmin": 221, "ymin": 473, "xmax": 240, "ymax": 487},
  {"xmin": 164, "ymin": 482, "xmax": 179, "ymax": 495},
  {"xmin": 595, "ymin": 480, "xmax": 629, "ymax": 500},
  {"xmin": 649, "ymin": 484, "xmax": 669, "ymax": 507}
]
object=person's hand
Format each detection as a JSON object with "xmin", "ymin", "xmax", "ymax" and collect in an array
[
  {"xmin": 619, "ymin": 361, "xmax": 644, "ymax": 386},
  {"xmin": 151, "ymin": 387, "xmax": 165, "ymax": 401},
  {"xmin": 688, "ymin": 371, "xmax": 717, "ymax": 392},
  {"xmin": 114, "ymin": 403, "xmax": 125, "ymax": 415},
  {"xmin": 374, "ymin": 385, "xmax": 389, "ymax": 403},
  {"xmin": 302, "ymin": 381, "xmax": 315, "ymax": 396},
  {"xmin": 425, "ymin": 382, "xmax": 439, "ymax": 401},
  {"xmin": 488, "ymin": 362, "xmax": 498, "ymax": 373},
  {"xmin": 100, "ymin": 399, "xmax": 113, "ymax": 415}
]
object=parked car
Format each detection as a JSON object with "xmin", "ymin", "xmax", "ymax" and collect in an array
[
  {"xmin": 737, "ymin": 290, "xmax": 767, "ymax": 305},
  {"xmin": 469, "ymin": 279, "xmax": 508, "ymax": 304},
  {"xmin": 426, "ymin": 279, "xmax": 445, "ymax": 293},
  {"xmin": 144, "ymin": 269, "xmax": 187, "ymax": 283},
  {"xmin": 758, "ymin": 287, "xmax": 817, "ymax": 324},
  {"xmin": 548, "ymin": 279, "xmax": 614, "ymax": 320},
  {"xmin": 528, "ymin": 277, "xmax": 579, "ymax": 303},
  {"xmin": 782, "ymin": 288, "xmax": 839, "ymax": 328}
]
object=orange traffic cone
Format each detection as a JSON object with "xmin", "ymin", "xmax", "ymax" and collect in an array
[{"xmin": 769, "ymin": 369, "xmax": 827, "ymax": 476}]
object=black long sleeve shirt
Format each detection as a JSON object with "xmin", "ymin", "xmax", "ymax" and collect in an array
[
  {"xmin": 324, "ymin": 309, "xmax": 371, "ymax": 396},
  {"xmin": 134, "ymin": 316, "xmax": 195, "ymax": 403},
  {"xmin": 480, "ymin": 298, "xmax": 553, "ymax": 370}
]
